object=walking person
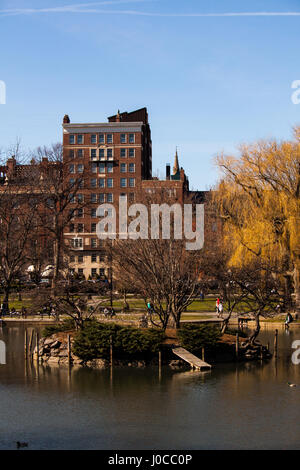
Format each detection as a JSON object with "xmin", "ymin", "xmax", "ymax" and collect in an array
[
  {"xmin": 218, "ymin": 301, "xmax": 224, "ymax": 318},
  {"xmin": 215, "ymin": 298, "xmax": 220, "ymax": 315},
  {"xmin": 285, "ymin": 312, "xmax": 293, "ymax": 329}
]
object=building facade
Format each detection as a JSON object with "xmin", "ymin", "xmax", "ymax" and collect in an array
[{"xmin": 63, "ymin": 107, "xmax": 193, "ymax": 279}]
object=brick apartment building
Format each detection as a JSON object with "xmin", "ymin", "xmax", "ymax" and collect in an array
[
  {"xmin": 0, "ymin": 107, "xmax": 216, "ymax": 282},
  {"xmin": 62, "ymin": 107, "xmax": 194, "ymax": 279}
]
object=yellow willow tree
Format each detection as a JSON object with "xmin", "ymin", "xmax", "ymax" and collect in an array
[{"xmin": 214, "ymin": 126, "xmax": 300, "ymax": 313}]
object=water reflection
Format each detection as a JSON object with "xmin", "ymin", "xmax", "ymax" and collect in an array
[{"xmin": 0, "ymin": 325, "xmax": 299, "ymax": 450}]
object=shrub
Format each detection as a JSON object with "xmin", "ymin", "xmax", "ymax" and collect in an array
[
  {"xmin": 42, "ymin": 318, "xmax": 76, "ymax": 337},
  {"xmin": 177, "ymin": 324, "xmax": 222, "ymax": 354},
  {"xmin": 73, "ymin": 320, "xmax": 121, "ymax": 361},
  {"xmin": 72, "ymin": 321, "xmax": 165, "ymax": 361}
]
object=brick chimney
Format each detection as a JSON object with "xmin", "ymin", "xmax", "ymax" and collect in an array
[
  {"xmin": 6, "ymin": 156, "xmax": 16, "ymax": 178},
  {"xmin": 63, "ymin": 114, "xmax": 70, "ymax": 124}
]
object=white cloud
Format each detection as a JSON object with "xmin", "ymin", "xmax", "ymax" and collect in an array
[{"xmin": 1, "ymin": 4, "xmax": 300, "ymax": 18}]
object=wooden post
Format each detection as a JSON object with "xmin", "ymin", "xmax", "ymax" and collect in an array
[
  {"xmin": 67, "ymin": 334, "xmax": 71, "ymax": 365},
  {"xmin": 202, "ymin": 347, "xmax": 205, "ymax": 362},
  {"xmin": 36, "ymin": 331, "xmax": 39, "ymax": 363},
  {"xmin": 110, "ymin": 335, "xmax": 113, "ymax": 366},
  {"xmin": 235, "ymin": 333, "xmax": 239, "ymax": 359},
  {"xmin": 159, "ymin": 349, "xmax": 162, "ymax": 369},
  {"xmin": 274, "ymin": 329, "xmax": 278, "ymax": 358},
  {"xmin": 29, "ymin": 330, "xmax": 34, "ymax": 359},
  {"xmin": 24, "ymin": 329, "xmax": 28, "ymax": 358}
]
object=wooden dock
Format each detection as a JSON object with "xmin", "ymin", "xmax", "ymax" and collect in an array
[{"xmin": 172, "ymin": 347, "xmax": 212, "ymax": 371}]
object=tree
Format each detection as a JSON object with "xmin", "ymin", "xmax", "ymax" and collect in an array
[
  {"xmin": 214, "ymin": 127, "xmax": 300, "ymax": 313},
  {"xmin": 32, "ymin": 144, "xmax": 89, "ymax": 295},
  {"xmin": 0, "ymin": 184, "xmax": 38, "ymax": 308},
  {"xmin": 112, "ymin": 238, "xmax": 201, "ymax": 330}
]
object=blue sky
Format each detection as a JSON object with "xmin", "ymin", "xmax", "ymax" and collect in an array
[{"xmin": 0, "ymin": 0, "xmax": 300, "ymax": 190}]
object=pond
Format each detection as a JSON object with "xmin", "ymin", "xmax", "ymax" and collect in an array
[{"xmin": 0, "ymin": 324, "xmax": 299, "ymax": 449}]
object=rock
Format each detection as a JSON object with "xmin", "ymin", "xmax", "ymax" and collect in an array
[
  {"xmin": 58, "ymin": 350, "xmax": 68, "ymax": 357},
  {"xmin": 50, "ymin": 340, "xmax": 61, "ymax": 349},
  {"xmin": 86, "ymin": 359, "xmax": 108, "ymax": 368},
  {"xmin": 44, "ymin": 338, "xmax": 54, "ymax": 346},
  {"xmin": 47, "ymin": 356, "xmax": 60, "ymax": 363},
  {"xmin": 168, "ymin": 360, "xmax": 189, "ymax": 370},
  {"xmin": 137, "ymin": 361, "xmax": 146, "ymax": 368}
]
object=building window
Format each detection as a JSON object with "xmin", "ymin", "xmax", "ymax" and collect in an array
[
  {"xmin": 69, "ymin": 135, "xmax": 75, "ymax": 144},
  {"xmin": 91, "ymin": 253, "xmax": 97, "ymax": 262},
  {"xmin": 77, "ymin": 164, "xmax": 84, "ymax": 173},
  {"xmin": 107, "ymin": 178, "xmax": 113, "ymax": 188},
  {"xmin": 129, "ymin": 148, "xmax": 135, "ymax": 158},
  {"xmin": 91, "ymin": 134, "xmax": 97, "ymax": 144},
  {"xmin": 77, "ymin": 148, "xmax": 83, "ymax": 158},
  {"xmin": 78, "ymin": 179, "xmax": 84, "ymax": 189},
  {"xmin": 121, "ymin": 148, "xmax": 126, "ymax": 158},
  {"xmin": 69, "ymin": 149, "xmax": 75, "ymax": 159},
  {"xmin": 120, "ymin": 178, "xmax": 127, "ymax": 188},
  {"xmin": 77, "ymin": 134, "xmax": 83, "ymax": 144},
  {"xmin": 78, "ymin": 254, "xmax": 84, "ymax": 263},
  {"xmin": 120, "ymin": 133, "xmax": 126, "ymax": 143},
  {"xmin": 129, "ymin": 193, "xmax": 135, "ymax": 203},
  {"xmin": 69, "ymin": 223, "xmax": 75, "ymax": 232},
  {"xmin": 91, "ymin": 162, "xmax": 97, "ymax": 173},
  {"xmin": 121, "ymin": 163, "xmax": 126, "ymax": 173},
  {"xmin": 100, "ymin": 268, "xmax": 105, "ymax": 276},
  {"xmin": 99, "ymin": 193, "xmax": 105, "ymax": 203},
  {"xmin": 107, "ymin": 162, "xmax": 113, "ymax": 173},
  {"xmin": 91, "ymin": 193, "xmax": 97, "ymax": 203},
  {"xmin": 99, "ymin": 179, "xmax": 105, "ymax": 188},
  {"xmin": 71, "ymin": 238, "xmax": 83, "ymax": 248},
  {"xmin": 91, "ymin": 223, "xmax": 97, "ymax": 232},
  {"xmin": 78, "ymin": 268, "xmax": 84, "ymax": 275},
  {"xmin": 91, "ymin": 268, "xmax": 97, "ymax": 277},
  {"xmin": 99, "ymin": 255, "xmax": 106, "ymax": 263},
  {"xmin": 107, "ymin": 193, "xmax": 113, "ymax": 203},
  {"xmin": 77, "ymin": 208, "xmax": 83, "ymax": 218},
  {"xmin": 69, "ymin": 164, "xmax": 75, "ymax": 174},
  {"xmin": 99, "ymin": 163, "xmax": 105, "ymax": 173},
  {"xmin": 107, "ymin": 134, "xmax": 113, "ymax": 144},
  {"xmin": 77, "ymin": 223, "xmax": 84, "ymax": 233},
  {"xmin": 99, "ymin": 149, "xmax": 105, "ymax": 160},
  {"xmin": 91, "ymin": 238, "xmax": 97, "ymax": 248},
  {"xmin": 129, "ymin": 133, "xmax": 135, "ymax": 143},
  {"xmin": 91, "ymin": 208, "xmax": 97, "ymax": 218},
  {"xmin": 99, "ymin": 133, "xmax": 105, "ymax": 144},
  {"xmin": 69, "ymin": 178, "xmax": 75, "ymax": 186},
  {"xmin": 129, "ymin": 163, "xmax": 135, "ymax": 173},
  {"xmin": 91, "ymin": 149, "xmax": 97, "ymax": 160},
  {"xmin": 77, "ymin": 194, "xmax": 84, "ymax": 203},
  {"xmin": 70, "ymin": 255, "xmax": 75, "ymax": 262},
  {"xmin": 107, "ymin": 149, "xmax": 113, "ymax": 160},
  {"xmin": 91, "ymin": 178, "xmax": 97, "ymax": 188},
  {"xmin": 129, "ymin": 178, "xmax": 135, "ymax": 187}
]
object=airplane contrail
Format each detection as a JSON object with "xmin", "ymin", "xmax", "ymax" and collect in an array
[{"xmin": 0, "ymin": 4, "xmax": 300, "ymax": 17}]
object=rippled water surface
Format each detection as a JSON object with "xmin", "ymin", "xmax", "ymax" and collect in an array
[{"xmin": 0, "ymin": 325, "xmax": 299, "ymax": 449}]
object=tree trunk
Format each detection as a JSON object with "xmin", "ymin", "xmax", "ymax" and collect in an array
[
  {"xmin": 293, "ymin": 261, "xmax": 300, "ymax": 314},
  {"xmin": 52, "ymin": 238, "xmax": 61, "ymax": 296},
  {"xmin": 3, "ymin": 285, "xmax": 10, "ymax": 312},
  {"xmin": 221, "ymin": 311, "xmax": 232, "ymax": 334},
  {"xmin": 247, "ymin": 313, "xmax": 261, "ymax": 345},
  {"xmin": 283, "ymin": 274, "xmax": 293, "ymax": 311}
]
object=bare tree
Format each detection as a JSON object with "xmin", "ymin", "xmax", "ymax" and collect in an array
[
  {"xmin": 112, "ymin": 238, "xmax": 201, "ymax": 330},
  {"xmin": 0, "ymin": 186, "xmax": 38, "ymax": 309},
  {"xmin": 32, "ymin": 144, "xmax": 89, "ymax": 295}
]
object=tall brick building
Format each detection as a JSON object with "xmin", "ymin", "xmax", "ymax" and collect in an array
[{"xmin": 63, "ymin": 107, "xmax": 192, "ymax": 279}]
